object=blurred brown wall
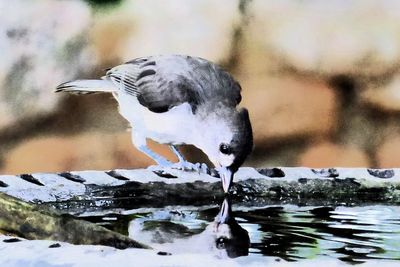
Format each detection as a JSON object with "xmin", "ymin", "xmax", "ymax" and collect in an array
[{"xmin": 2, "ymin": 0, "xmax": 400, "ymax": 174}]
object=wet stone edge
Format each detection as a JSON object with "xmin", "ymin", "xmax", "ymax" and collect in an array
[{"xmin": 44, "ymin": 176, "xmax": 400, "ymax": 212}]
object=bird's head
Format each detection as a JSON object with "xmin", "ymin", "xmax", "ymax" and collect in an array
[
  {"xmin": 213, "ymin": 197, "xmax": 250, "ymax": 258},
  {"xmin": 200, "ymin": 107, "xmax": 253, "ymax": 193}
]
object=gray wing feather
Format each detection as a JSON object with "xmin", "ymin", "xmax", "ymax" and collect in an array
[{"xmin": 105, "ymin": 55, "xmax": 242, "ymax": 113}]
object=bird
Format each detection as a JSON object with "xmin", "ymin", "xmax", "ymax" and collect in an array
[
  {"xmin": 55, "ymin": 55, "xmax": 253, "ymax": 193},
  {"xmin": 129, "ymin": 196, "xmax": 249, "ymax": 258}
]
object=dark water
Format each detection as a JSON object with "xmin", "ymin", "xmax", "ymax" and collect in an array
[{"xmin": 80, "ymin": 202, "xmax": 400, "ymax": 264}]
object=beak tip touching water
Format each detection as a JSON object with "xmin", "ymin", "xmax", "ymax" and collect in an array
[{"xmin": 219, "ymin": 167, "xmax": 233, "ymax": 193}]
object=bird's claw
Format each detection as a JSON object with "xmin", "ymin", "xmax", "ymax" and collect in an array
[
  {"xmin": 148, "ymin": 161, "xmax": 211, "ymax": 175},
  {"xmin": 170, "ymin": 161, "xmax": 210, "ymax": 174},
  {"xmin": 171, "ymin": 161, "xmax": 199, "ymax": 171}
]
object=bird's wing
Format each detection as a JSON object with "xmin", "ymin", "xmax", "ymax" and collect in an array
[{"xmin": 105, "ymin": 55, "xmax": 242, "ymax": 113}]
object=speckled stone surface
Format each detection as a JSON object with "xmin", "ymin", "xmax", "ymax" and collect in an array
[{"xmin": 1, "ymin": 167, "xmax": 399, "ymax": 206}]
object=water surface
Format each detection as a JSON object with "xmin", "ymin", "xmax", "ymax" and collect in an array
[{"xmin": 80, "ymin": 202, "xmax": 400, "ymax": 264}]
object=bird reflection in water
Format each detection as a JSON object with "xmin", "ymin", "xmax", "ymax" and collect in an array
[
  {"xmin": 213, "ymin": 197, "xmax": 250, "ymax": 258},
  {"xmin": 128, "ymin": 197, "xmax": 250, "ymax": 258}
]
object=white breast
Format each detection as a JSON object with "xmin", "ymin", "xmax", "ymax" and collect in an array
[
  {"xmin": 116, "ymin": 92, "xmax": 197, "ymax": 145},
  {"xmin": 142, "ymin": 102, "xmax": 197, "ymax": 144}
]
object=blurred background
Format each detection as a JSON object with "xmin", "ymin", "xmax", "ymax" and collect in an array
[{"xmin": 2, "ymin": 0, "xmax": 400, "ymax": 174}]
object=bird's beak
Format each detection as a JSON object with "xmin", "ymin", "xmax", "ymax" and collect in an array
[
  {"xmin": 218, "ymin": 166, "xmax": 233, "ymax": 193},
  {"xmin": 217, "ymin": 197, "xmax": 231, "ymax": 224}
]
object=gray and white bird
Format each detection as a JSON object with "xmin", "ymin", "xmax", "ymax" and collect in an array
[{"xmin": 56, "ymin": 55, "xmax": 253, "ymax": 192}]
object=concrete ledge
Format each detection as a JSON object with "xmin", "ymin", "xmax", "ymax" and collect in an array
[{"xmin": 1, "ymin": 167, "xmax": 399, "ymax": 208}]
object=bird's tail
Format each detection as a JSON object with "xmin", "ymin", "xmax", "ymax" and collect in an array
[{"xmin": 55, "ymin": 79, "xmax": 116, "ymax": 94}]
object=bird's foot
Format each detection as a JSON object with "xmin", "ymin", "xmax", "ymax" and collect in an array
[
  {"xmin": 170, "ymin": 161, "xmax": 210, "ymax": 174},
  {"xmin": 148, "ymin": 161, "xmax": 210, "ymax": 175}
]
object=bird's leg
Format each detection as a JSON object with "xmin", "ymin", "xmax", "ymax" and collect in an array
[
  {"xmin": 131, "ymin": 130, "xmax": 171, "ymax": 167},
  {"xmin": 169, "ymin": 145, "xmax": 209, "ymax": 174},
  {"xmin": 170, "ymin": 145, "xmax": 186, "ymax": 162},
  {"xmin": 138, "ymin": 145, "xmax": 171, "ymax": 166}
]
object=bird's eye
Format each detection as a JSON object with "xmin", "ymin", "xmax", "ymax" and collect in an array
[
  {"xmin": 219, "ymin": 143, "xmax": 231, "ymax": 154},
  {"xmin": 215, "ymin": 237, "xmax": 227, "ymax": 249}
]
